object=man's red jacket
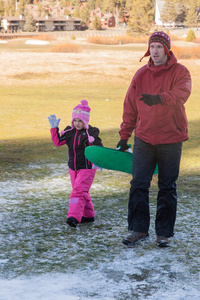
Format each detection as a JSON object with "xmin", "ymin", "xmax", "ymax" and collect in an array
[{"xmin": 119, "ymin": 52, "xmax": 192, "ymax": 145}]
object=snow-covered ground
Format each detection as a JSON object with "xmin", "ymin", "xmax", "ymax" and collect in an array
[
  {"xmin": 0, "ymin": 268, "xmax": 200, "ymax": 300},
  {"xmin": 0, "ymin": 164, "xmax": 200, "ymax": 299}
]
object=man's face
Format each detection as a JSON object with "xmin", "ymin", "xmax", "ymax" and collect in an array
[{"xmin": 149, "ymin": 42, "xmax": 168, "ymax": 66}]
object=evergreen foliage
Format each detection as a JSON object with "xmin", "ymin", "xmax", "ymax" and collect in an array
[
  {"xmin": 127, "ymin": 0, "xmax": 154, "ymax": 36},
  {"xmin": 160, "ymin": 1, "xmax": 177, "ymax": 26},
  {"xmin": 73, "ymin": 3, "xmax": 81, "ymax": 18},
  {"xmin": 37, "ymin": 2, "xmax": 45, "ymax": 17},
  {"xmin": 0, "ymin": 0, "xmax": 4, "ymax": 16},
  {"xmin": 24, "ymin": 12, "xmax": 36, "ymax": 32},
  {"xmin": 5, "ymin": 0, "xmax": 12, "ymax": 16},
  {"xmin": 80, "ymin": 5, "xmax": 90, "ymax": 24},
  {"xmin": 185, "ymin": 0, "xmax": 198, "ymax": 28},
  {"xmin": 186, "ymin": 29, "xmax": 196, "ymax": 42},
  {"xmin": 17, "ymin": 0, "xmax": 26, "ymax": 16},
  {"xmin": 87, "ymin": 0, "xmax": 96, "ymax": 10},
  {"xmin": 92, "ymin": 15, "xmax": 102, "ymax": 30},
  {"xmin": 102, "ymin": 0, "xmax": 115, "ymax": 13}
]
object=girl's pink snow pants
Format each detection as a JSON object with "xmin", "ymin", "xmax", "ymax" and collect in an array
[{"xmin": 68, "ymin": 168, "xmax": 96, "ymax": 223}]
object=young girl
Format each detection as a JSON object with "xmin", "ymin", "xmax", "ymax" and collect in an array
[{"xmin": 48, "ymin": 100, "xmax": 103, "ymax": 228}]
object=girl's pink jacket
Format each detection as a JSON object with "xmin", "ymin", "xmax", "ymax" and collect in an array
[{"xmin": 119, "ymin": 52, "xmax": 192, "ymax": 145}]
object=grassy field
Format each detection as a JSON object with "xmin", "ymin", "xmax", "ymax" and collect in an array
[
  {"xmin": 0, "ymin": 37, "xmax": 200, "ymax": 299},
  {"xmin": 0, "ymin": 38, "xmax": 199, "ymax": 178}
]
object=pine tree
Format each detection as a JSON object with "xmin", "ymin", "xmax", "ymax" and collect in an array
[
  {"xmin": 87, "ymin": 0, "xmax": 96, "ymax": 10},
  {"xmin": 95, "ymin": 0, "xmax": 102, "ymax": 9},
  {"xmin": 125, "ymin": 0, "xmax": 133, "ymax": 10},
  {"xmin": 17, "ymin": 0, "xmax": 26, "ymax": 16},
  {"xmin": 0, "ymin": 0, "xmax": 4, "ymax": 16},
  {"xmin": 102, "ymin": 0, "xmax": 115, "ymax": 13},
  {"xmin": 128, "ymin": 0, "xmax": 154, "ymax": 36},
  {"xmin": 185, "ymin": 0, "xmax": 198, "ymax": 28},
  {"xmin": 37, "ymin": 2, "xmax": 44, "ymax": 17},
  {"xmin": 80, "ymin": 5, "xmax": 90, "ymax": 25},
  {"xmin": 160, "ymin": 1, "xmax": 177, "ymax": 27},
  {"xmin": 92, "ymin": 15, "xmax": 102, "ymax": 29},
  {"xmin": 73, "ymin": 4, "xmax": 80, "ymax": 18},
  {"xmin": 10, "ymin": 0, "xmax": 16, "ymax": 16},
  {"xmin": 24, "ymin": 12, "xmax": 36, "ymax": 32},
  {"xmin": 5, "ymin": 0, "xmax": 12, "ymax": 16},
  {"xmin": 175, "ymin": 4, "xmax": 186, "ymax": 25}
]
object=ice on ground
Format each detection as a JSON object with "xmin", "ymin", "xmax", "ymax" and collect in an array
[
  {"xmin": 0, "ymin": 163, "xmax": 200, "ymax": 299},
  {"xmin": 0, "ymin": 264, "xmax": 200, "ymax": 300}
]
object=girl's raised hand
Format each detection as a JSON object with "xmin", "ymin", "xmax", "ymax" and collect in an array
[{"xmin": 48, "ymin": 114, "xmax": 61, "ymax": 128}]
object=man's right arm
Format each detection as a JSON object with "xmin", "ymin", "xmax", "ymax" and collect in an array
[{"xmin": 119, "ymin": 81, "xmax": 138, "ymax": 140}]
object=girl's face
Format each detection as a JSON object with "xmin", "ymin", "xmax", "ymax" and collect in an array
[{"xmin": 73, "ymin": 118, "xmax": 85, "ymax": 130}]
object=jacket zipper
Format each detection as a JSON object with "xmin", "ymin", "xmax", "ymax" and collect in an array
[{"xmin": 73, "ymin": 130, "xmax": 78, "ymax": 171}]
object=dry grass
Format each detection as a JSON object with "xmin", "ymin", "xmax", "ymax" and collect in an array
[
  {"xmin": 172, "ymin": 45, "xmax": 200, "ymax": 59},
  {"xmin": 194, "ymin": 37, "xmax": 200, "ymax": 44},
  {"xmin": 10, "ymin": 71, "xmax": 51, "ymax": 80},
  {"xmin": 50, "ymin": 43, "xmax": 82, "ymax": 53},
  {"xmin": 87, "ymin": 36, "xmax": 148, "ymax": 45},
  {"xmin": 33, "ymin": 34, "xmax": 57, "ymax": 41}
]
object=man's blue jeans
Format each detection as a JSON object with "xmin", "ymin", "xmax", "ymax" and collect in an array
[{"xmin": 128, "ymin": 136, "xmax": 182, "ymax": 237}]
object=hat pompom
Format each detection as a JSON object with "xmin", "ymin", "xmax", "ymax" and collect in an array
[
  {"xmin": 81, "ymin": 99, "xmax": 88, "ymax": 106},
  {"xmin": 88, "ymin": 135, "xmax": 95, "ymax": 143}
]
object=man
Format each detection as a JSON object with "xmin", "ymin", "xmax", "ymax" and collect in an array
[{"xmin": 117, "ymin": 31, "xmax": 191, "ymax": 248}]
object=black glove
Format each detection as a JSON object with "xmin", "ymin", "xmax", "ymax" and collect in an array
[
  {"xmin": 139, "ymin": 94, "xmax": 162, "ymax": 107},
  {"xmin": 117, "ymin": 139, "xmax": 129, "ymax": 151}
]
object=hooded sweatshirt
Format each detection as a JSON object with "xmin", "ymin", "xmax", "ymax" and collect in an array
[{"xmin": 119, "ymin": 52, "xmax": 191, "ymax": 145}]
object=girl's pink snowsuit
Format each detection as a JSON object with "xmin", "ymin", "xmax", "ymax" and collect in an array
[
  {"xmin": 50, "ymin": 126, "xmax": 102, "ymax": 223},
  {"xmin": 68, "ymin": 168, "xmax": 96, "ymax": 222}
]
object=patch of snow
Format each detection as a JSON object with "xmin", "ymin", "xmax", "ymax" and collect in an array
[
  {"xmin": 0, "ymin": 268, "xmax": 200, "ymax": 300},
  {"xmin": 25, "ymin": 40, "xmax": 49, "ymax": 45}
]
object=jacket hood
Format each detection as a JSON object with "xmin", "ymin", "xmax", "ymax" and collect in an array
[{"xmin": 146, "ymin": 51, "xmax": 177, "ymax": 72}]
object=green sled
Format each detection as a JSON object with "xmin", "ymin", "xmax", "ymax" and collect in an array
[{"xmin": 85, "ymin": 145, "xmax": 158, "ymax": 175}]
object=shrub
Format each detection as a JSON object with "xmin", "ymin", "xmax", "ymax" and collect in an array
[
  {"xmin": 186, "ymin": 29, "xmax": 196, "ymax": 42},
  {"xmin": 71, "ymin": 34, "xmax": 76, "ymax": 40},
  {"xmin": 50, "ymin": 43, "xmax": 82, "ymax": 53},
  {"xmin": 113, "ymin": 36, "xmax": 148, "ymax": 44}
]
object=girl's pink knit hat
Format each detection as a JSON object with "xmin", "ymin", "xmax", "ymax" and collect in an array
[
  {"xmin": 60, "ymin": 99, "xmax": 94, "ymax": 143},
  {"xmin": 71, "ymin": 99, "xmax": 90, "ymax": 129}
]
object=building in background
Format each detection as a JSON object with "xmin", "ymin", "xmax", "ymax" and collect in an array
[
  {"xmin": 155, "ymin": 0, "xmax": 165, "ymax": 26},
  {"xmin": 1, "ymin": 15, "xmax": 83, "ymax": 33}
]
